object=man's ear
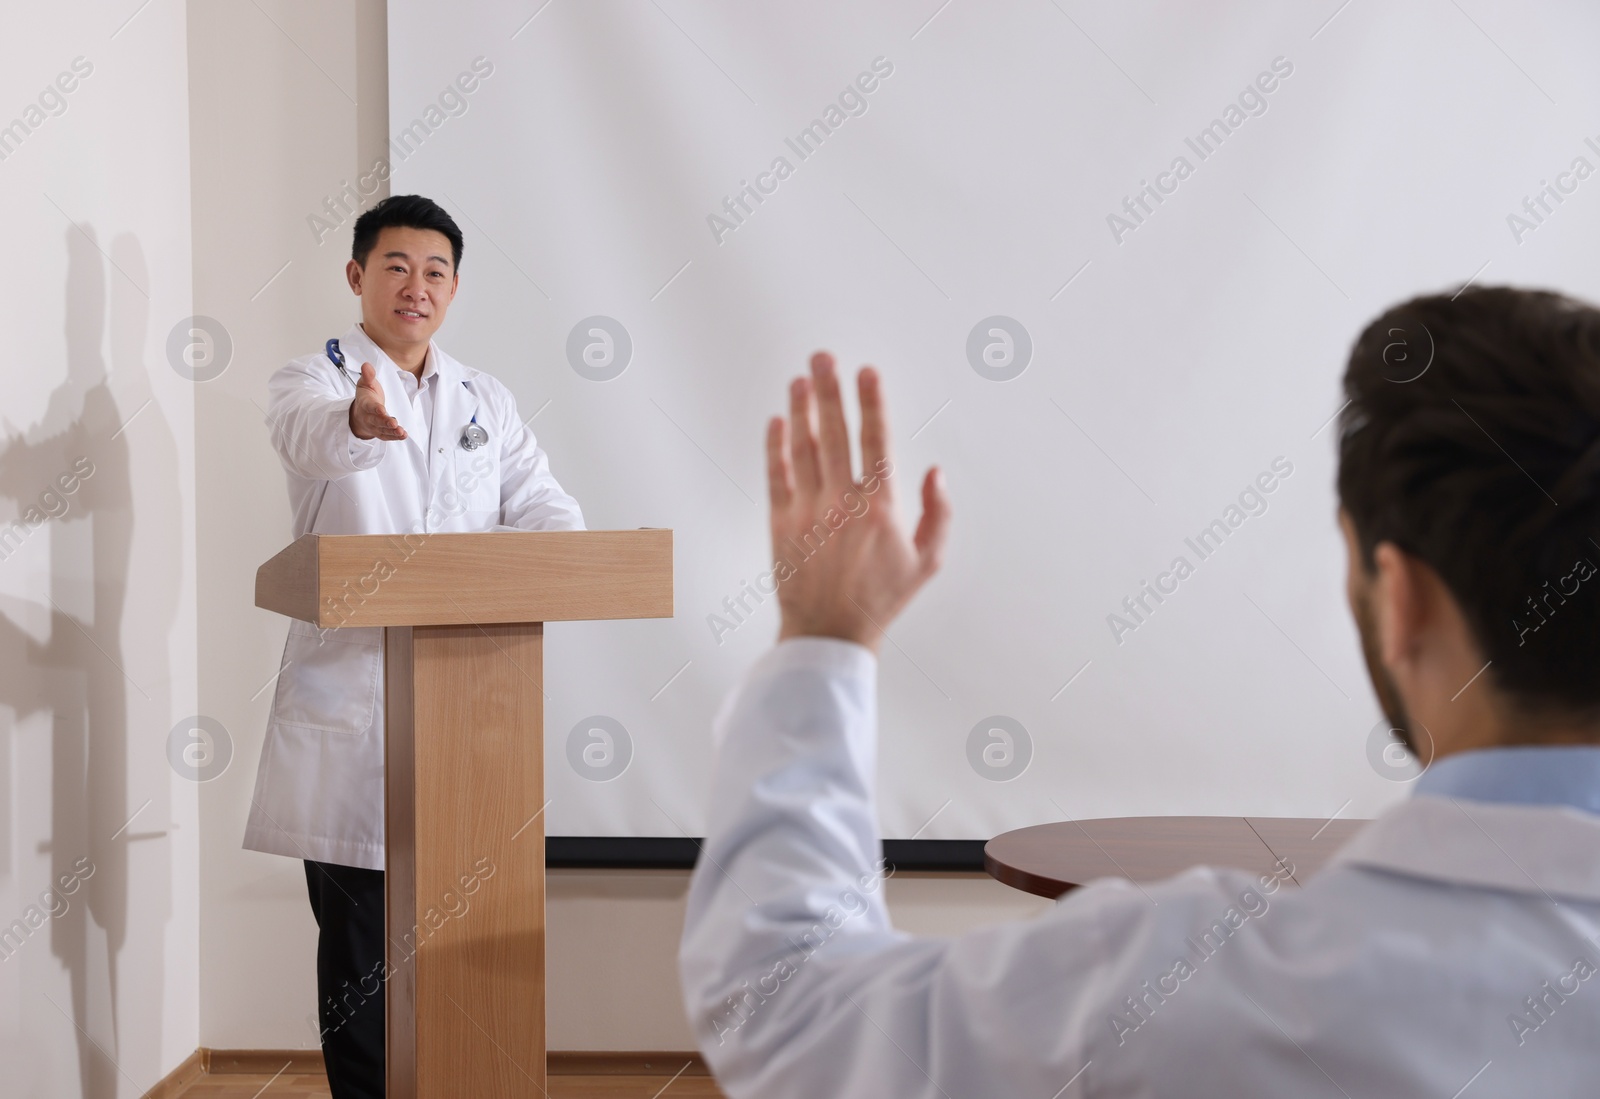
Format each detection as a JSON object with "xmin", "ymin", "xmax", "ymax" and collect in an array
[
  {"xmin": 1370, "ymin": 541, "xmax": 1427, "ymax": 669},
  {"xmin": 346, "ymin": 258, "xmax": 364, "ymax": 295}
]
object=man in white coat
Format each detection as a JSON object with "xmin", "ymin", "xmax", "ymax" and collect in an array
[
  {"xmin": 680, "ymin": 286, "xmax": 1600, "ymax": 1097},
  {"xmin": 245, "ymin": 195, "xmax": 583, "ymax": 1098}
]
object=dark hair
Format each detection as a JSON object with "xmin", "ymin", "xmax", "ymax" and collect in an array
[
  {"xmin": 351, "ymin": 194, "xmax": 463, "ymax": 270},
  {"xmin": 1338, "ymin": 286, "xmax": 1600, "ymax": 718}
]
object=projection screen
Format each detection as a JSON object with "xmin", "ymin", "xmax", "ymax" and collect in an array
[{"xmin": 380, "ymin": 0, "xmax": 1600, "ymax": 841}]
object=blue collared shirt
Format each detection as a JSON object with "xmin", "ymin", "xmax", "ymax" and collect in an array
[{"xmin": 1415, "ymin": 744, "xmax": 1600, "ymax": 815}]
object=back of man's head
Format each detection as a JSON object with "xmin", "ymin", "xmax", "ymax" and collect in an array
[{"xmin": 1338, "ymin": 286, "xmax": 1600, "ymax": 723}]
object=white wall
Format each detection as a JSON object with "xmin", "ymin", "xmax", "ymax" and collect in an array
[
  {"xmin": 545, "ymin": 869, "xmax": 1050, "ymax": 1050},
  {"xmin": 187, "ymin": 0, "xmax": 389, "ymax": 1052},
  {"xmin": 0, "ymin": 1, "xmax": 199, "ymax": 1096}
]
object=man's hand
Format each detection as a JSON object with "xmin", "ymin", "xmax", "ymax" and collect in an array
[
  {"xmin": 348, "ymin": 362, "xmax": 407, "ymax": 441},
  {"xmin": 767, "ymin": 351, "xmax": 951, "ymax": 655}
]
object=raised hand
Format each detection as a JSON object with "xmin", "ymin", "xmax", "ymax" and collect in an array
[
  {"xmin": 348, "ymin": 362, "xmax": 406, "ymax": 441},
  {"xmin": 767, "ymin": 351, "xmax": 952, "ymax": 655}
]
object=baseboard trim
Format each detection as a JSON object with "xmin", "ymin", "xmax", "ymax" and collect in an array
[
  {"xmin": 140, "ymin": 1048, "xmax": 205, "ymax": 1099},
  {"xmin": 142, "ymin": 1048, "xmax": 709, "ymax": 1094},
  {"xmin": 204, "ymin": 1048, "xmax": 325, "ymax": 1075}
]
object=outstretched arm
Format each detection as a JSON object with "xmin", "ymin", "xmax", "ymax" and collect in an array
[{"xmin": 265, "ymin": 357, "xmax": 399, "ymax": 481}]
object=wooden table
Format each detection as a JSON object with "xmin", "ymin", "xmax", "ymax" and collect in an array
[{"xmin": 984, "ymin": 816, "xmax": 1369, "ymax": 899}]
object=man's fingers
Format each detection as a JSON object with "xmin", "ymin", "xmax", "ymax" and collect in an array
[
  {"xmin": 347, "ymin": 361, "xmax": 406, "ymax": 441},
  {"xmin": 912, "ymin": 466, "xmax": 952, "ymax": 581},
  {"xmin": 811, "ymin": 352, "xmax": 854, "ymax": 488},
  {"xmin": 766, "ymin": 416, "xmax": 794, "ymax": 515},
  {"xmin": 378, "ymin": 409, "xmax": 406, "ymax": 440},
  {"xmin": 354, "ymin": 404, "xmax": 406, "ymax": 441},
  {"xmin": 788, "ymin": 374, "xmax": 821, "ymax": 496},
  {"xmin": 857, "ymin": 366, "xmax": 892, "ymax": 505}
]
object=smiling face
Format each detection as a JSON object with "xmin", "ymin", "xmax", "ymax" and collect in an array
[{"xmin": 345, "ymin": 225, "xmax": 458, "ymax": 361}]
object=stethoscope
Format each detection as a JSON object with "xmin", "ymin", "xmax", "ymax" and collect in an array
[{"xmin": 327, "ymin": 338, "xmax": 489, "ymax": 451}]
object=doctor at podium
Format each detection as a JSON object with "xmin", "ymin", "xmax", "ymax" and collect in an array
[{"xmin": 243, "ymin": 193, "xmax": 584, "ymax": 1099}]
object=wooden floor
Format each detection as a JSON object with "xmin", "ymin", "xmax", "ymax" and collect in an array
[
  {"xmin": 169, "ymin": 1061, "xmax": 727, "ymax": 1098},
  {"xmin": 174, "ymin": 1074, "xmax": 726, "ymax": 1097}
]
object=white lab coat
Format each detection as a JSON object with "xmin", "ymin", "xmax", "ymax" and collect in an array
[
  {"xmin": 244, "ymin": 323, "xmax": 584, "ymax": 870},
  {"xmin": 680, "ymin": 638, "xmax": 1600, "ymax": 1098}
]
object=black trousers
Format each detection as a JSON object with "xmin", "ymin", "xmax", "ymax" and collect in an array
[{"xmin": 305, "ymin": 860, "xmax": 386, "ymax": 1099}]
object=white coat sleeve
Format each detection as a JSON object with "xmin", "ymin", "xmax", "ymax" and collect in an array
[
  {"xmin": 678, "ymin": 637, "xmax": 1150, "ymax": 1099},
  {"xmin": 492, "ymin": 382, "xmax": 585, "ymax": 530},
  {"xmin": 265, "ymin": 357, "xmax": 384, "ymax": 481}
]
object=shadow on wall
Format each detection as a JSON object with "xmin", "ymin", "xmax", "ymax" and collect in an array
[{"xmin": 0, "ymin": 225, "xmax": 181, "ymax": 1095}]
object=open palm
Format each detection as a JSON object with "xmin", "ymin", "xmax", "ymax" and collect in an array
[
  {"xmin": 348, "ymin": 361, "xmax": 407, "ymax": 441},
  {"xmin": 767, "ymin": 351, "xmax": 952, "ymax": 655}
]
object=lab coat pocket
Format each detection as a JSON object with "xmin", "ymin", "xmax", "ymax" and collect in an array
[
  {"xmin": 449, "ymin": 446, "xmax": 500, "ymax": 515},
  {"xmin": 272, "ymin": 621, "xmax": 382, "ymax": 735}
]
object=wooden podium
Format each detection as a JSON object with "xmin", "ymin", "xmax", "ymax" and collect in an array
[{"xmin": 255, "ymin": 529, "xmax": 673, "ymax": 1097}]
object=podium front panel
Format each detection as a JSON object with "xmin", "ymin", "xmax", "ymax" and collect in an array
[{"xmin": 385, "ymin": 623, "xmax": 547, "ymax": 1098}]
